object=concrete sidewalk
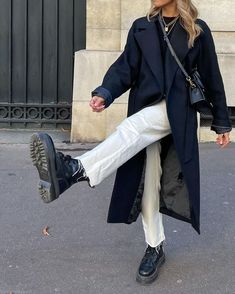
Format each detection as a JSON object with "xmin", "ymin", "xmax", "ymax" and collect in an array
[{"xmin": 0, "ymin": 140, "xmax": 234, "ymax": 294}]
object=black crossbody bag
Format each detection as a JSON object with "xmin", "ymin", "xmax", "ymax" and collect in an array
[{"xmin": 158, "ymin": 15, "xmax": 213, "ymax": 115}]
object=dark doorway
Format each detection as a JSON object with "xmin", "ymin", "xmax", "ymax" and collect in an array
[{"xmin": 0, "ymin": 0, "xmax": 86, "ymax": 129}]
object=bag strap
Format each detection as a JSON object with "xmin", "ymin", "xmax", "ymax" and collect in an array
[{"xmin": 157, "ymin": 15, "xmax": 196, "ymax": 88}]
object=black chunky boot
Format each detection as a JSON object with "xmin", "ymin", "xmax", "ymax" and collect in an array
[
  {"xmin": 136, "ymin": 243, "xmax": 165, "ymax": 285},
  {"xmin": 30, "ymin": 132, "xmax": 89, "ymax": 203}
]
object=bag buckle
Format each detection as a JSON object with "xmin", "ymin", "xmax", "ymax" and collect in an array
[{"xmin": 186, "ymin": 77, "xmax": 196, "ymax": 88}]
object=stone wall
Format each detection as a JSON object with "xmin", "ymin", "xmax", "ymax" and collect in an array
[
  {"xmin": 71, "ymin": 0, "xmax": 235, "ymax": 142},
  {"xmin": 71, "ymin": 50, "xmax": 128, "ymax": 142}
]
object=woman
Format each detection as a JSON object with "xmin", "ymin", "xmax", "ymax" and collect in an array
[{"xmin": 30, "ymin": 0, "xmax": 232, "ymax": 285}]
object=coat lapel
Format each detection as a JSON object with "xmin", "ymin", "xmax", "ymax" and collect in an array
[
  {"xmin": 134, "ymin": 16, "xmax": 190, "ymax": 96},
  {"xmin": 164, "ymin": 20, "xmax": 190, "ymax": 96},
  {"xmin": 134, "ymin": 20, "xmax": 164, "ymax": 94}
]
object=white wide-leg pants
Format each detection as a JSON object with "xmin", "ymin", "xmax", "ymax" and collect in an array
[{"xmin": 75, "ymin": 99, "xmax": 172, "ymax": 247}]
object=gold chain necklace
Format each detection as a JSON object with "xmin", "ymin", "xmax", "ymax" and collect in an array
[
  {"xmin": 165, "ymin": 18, "xmax": 178, "ymax": 35},
  {"xmin": 161, "ymin": 15, "xmax": 180, "ymax": 34}
]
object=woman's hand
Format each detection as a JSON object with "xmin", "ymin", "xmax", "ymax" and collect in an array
[
  {"xmin": 216, "ymin": 132, "xmax": 230, "ymax": 148},
  {"xmin": 89, "ymin": 96, "xmax": 105, "ymax": 112}
]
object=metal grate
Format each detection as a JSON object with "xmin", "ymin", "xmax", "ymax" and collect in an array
[{"xmin": 0, "ymin": 102, "xmax": 71, "ymax": 123}]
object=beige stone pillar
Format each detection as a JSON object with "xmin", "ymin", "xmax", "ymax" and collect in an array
[
  {"xmin": 86, "ymin": 0, "xmax": 121, "ymax": 50},
  {"xmin": 70, "ymin": 50, "xmax": 129, "ymax": 143},
  {"xmin": 121, "ymin": 0, "xmax": 150, "ymax": 49}
]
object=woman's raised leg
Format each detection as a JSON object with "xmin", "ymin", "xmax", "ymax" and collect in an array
[
  {"xmin": 30, "ymin": 99, "xmax": 171, "ymax": 202},
  {"xmin": 77, "ymin": 99, "xmax": 171, "ymax": 186}
]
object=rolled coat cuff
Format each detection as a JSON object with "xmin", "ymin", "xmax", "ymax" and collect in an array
[
  {"xmin": 210, "ymin": 117, "xmax": 232, "ymax": 133},
  {"xmin": 210, "ymin": 125, "xmax": 232, "ymax": 134},
  {"xmin": 91, "ymin": 86, "xmax": 113, "ymax": 108}
]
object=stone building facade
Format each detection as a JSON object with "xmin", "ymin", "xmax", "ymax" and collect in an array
[{"xmin": 71, "ymin": 0, "xmax": 235, "ymax": 142}]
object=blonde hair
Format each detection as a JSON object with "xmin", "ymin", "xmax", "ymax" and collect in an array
[{"xmin": 147, "ymin": 0, "xmax": 202, "ymax": 48}]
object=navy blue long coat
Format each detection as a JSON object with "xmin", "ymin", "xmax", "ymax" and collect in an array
[{"xmin": 91, "ymin": 16, "xmax": 232, "ymax": 234}]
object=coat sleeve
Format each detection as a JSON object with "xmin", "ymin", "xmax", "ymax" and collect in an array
[
  {"xmin": 197, "ymin": 20, "xmax": 232, "ymax": 134},
  {"xmin": 91, "ymin": 20, "xmax": 141, "ymax": 108}
]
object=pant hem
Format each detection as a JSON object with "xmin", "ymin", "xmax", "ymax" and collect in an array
[{"xmin": 145, "ymin": 235, "xmax": 165, "ymax": 248}]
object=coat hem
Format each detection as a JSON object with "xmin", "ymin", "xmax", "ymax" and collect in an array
[
  {"xmin": 159, "ymin": 207, "xmax": 200, "ymax": 235},
  {"xmin": 107, "ymin": 219, "xmax": 138, "ymax": 225}
]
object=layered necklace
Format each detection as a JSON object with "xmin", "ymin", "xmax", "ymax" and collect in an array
[{"xmin": 160, "ymin": 12, "xmax": 180, "ymax": 35}]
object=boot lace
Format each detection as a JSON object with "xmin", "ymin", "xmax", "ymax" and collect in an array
[{"xmin": 57, "ymin": 152, "xmax": 78, "ymax": 176}]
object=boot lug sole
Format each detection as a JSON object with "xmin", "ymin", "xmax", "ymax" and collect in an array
[
  {"xmin": 30, "ymin": 133, "xmax": 59, "ymax": 203},
  {"xmin": 136, "ymin": 255, "xmax": 165, "ymax": 285},
  {"xmin": 37, "ymin": 180, "xmax": 54, "ymax": 204}
]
